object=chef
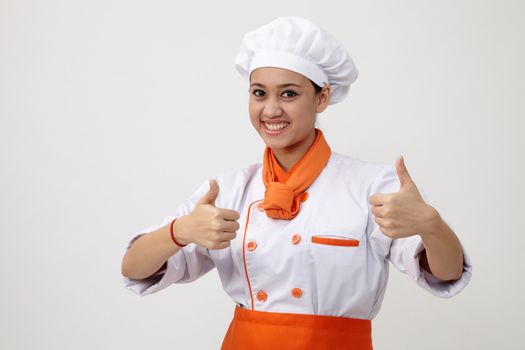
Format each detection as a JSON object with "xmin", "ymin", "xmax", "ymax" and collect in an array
[{"xmin": 121, "ymin": 16, "xmax": 473, "ymax": 349}]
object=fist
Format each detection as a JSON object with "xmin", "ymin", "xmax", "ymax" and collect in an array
[
  {"xmin": 368, "ymin": 155, "xmax": 437, "ymax": 239},
  {"xmin": 176, "ymin": 179, "xmax": 240, "ymax": 249}
]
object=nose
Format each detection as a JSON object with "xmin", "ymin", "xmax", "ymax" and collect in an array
[{"xmin": 262, "ymin": 96, "xmax": 283, "ymax": 118}]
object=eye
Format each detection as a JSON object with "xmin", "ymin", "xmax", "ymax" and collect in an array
[
  {"xmin": 252, "ymin": 89, "xmax": 265, "ymax": 97},
  {"xmin": 282, "ymin": 90, "xmax": 298, "ymax": 98}
]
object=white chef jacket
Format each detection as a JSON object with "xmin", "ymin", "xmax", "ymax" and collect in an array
[{"xmin": 122, "ymin": 152, "xmax": 473, "ymax": 320}]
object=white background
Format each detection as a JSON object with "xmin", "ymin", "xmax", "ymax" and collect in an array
[{"xmin": 1, "ymin": 0, "xmax": 523, "ymax": 349}]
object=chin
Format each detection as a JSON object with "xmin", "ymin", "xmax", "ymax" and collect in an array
[
  {"xmin": 257, "ymin": 129, "xmax": 294, "ymax": 150},
  {"xmin": 263, "ymin": 139, "xmax": 292, "ymax": 151}
]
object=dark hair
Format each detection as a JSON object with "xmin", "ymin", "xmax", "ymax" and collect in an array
[{"xmin": 309, "ymin": 79, "xmax": 323, "ymax": 93}]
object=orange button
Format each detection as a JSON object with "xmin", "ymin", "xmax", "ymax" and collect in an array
[
  {"xmin": 292, "ymin": 234, "xmax": 301, "ymax": 245},
  {"xmin": 246, "ymin": 240, "xmax": 257, "ymax": 251},
  {"xmin": 257, "ymin": 202, "xmax": 265, "ymax": 211},
  {"xmin": 291, "ymin": 288, "xmax": 303, "ymax": 298},
  {"xmin": 256, "ymin": 290, "xmax": 267, "ymax": 302}
]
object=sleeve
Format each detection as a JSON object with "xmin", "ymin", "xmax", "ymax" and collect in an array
[
  {"xmin": 122, "ymin": 178, "xmax": 216, "ymax": 296},
  {"xmin": 367, "ymin": 164, "xmax": 473, "ymax": 298}
]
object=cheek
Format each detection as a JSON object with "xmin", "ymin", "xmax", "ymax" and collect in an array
[
  {"xmin": 248, "ymin": 103, "xmax": 260, "ymax": 126},
  {"xmin": 289, "ymin": 102, "xmax": 316, "ymax": 125}
]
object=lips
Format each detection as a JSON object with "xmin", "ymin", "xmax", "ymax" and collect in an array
[
  {"xmin": 262, "ymin": 121, "xmax": 289, "ymax": 136},
  {"xmin": 263, "ymin": 121, "xmax": 288, "ymax": 130}
]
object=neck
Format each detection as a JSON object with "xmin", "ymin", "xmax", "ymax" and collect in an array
[{"xmin": 272, "ymin": 129, "xmax": 317, "ymax": 172}]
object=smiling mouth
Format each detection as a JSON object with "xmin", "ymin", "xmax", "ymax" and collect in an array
[{"xmin": 263, "ymin": 121, "xmax": 289, "ymax": 132}]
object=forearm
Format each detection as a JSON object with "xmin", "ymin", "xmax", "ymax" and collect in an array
[
  {"xmin": 121, "ymin": 218, "xmax": 187, "ymax": 280},
  {"xmin": 419, "ymin": 208, "xmax": 464, "ymax": 281}
]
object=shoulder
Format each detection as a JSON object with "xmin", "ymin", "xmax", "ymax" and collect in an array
[
  {"xmin": 327, "ymin": 151, "xmax": 394, "ymax": 187},
  {"xmin": 213, "ymin": 162, "xmax": 261, "ymax": 186},
  {"xmin": 204, "ymin": 162, "xmax": 262, "ymax": 207}
]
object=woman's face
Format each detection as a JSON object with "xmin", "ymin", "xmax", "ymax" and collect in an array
[{"xmin": 249, "ymin": 67, "xmax": 330, "ymax": 153}]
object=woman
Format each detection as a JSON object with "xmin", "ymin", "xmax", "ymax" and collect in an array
[{"xmin": 121, "ymin": 16, "xmax": 472, "ymax": 349}]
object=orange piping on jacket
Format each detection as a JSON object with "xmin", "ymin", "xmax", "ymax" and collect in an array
[{"xmin": 242, "ymin": 199, "xmax": 264, "ymax": 310}]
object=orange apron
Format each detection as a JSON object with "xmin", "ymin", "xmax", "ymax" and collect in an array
[{"xmin": 221, "ymin": 306, "xmax": 373, "ymax": 350}]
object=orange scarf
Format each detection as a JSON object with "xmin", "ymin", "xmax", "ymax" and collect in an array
[{"xmin": 261, "ymin": 128, "xmax": 331, "ymax": 220}]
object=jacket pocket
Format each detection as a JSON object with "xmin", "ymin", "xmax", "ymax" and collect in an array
[{"xmin": 311, "ymin": 235, "xmax": 360, "ymax": 247}]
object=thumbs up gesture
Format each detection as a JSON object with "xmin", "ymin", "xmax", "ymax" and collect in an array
[
  {"xmin": 175, "ymin": 179, "xmax": 241, "ymax": 249},
  {"xmin": 368, "ymin": 156, "xmax": 438, "ymax": 239}
]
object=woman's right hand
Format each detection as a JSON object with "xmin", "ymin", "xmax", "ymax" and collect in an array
[{"xmin": 174, "ymin": 179, "xmax": 240, "ymax": 249}]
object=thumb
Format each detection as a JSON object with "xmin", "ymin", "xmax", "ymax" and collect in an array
[
  {"xmin": 197, "ymin": 178, "xmax": 219, "ymax": 206},
  {"xmin": 395, "ymin": 155, "xmax": 416, "ymax": 191}
]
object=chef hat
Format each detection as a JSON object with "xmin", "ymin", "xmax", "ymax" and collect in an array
[{"xmin": 234, "ymin": 16, "xmax": 358, "ymax": 105}]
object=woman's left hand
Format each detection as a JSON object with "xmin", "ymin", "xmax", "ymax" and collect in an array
[{"xmin": 369, "ymin": 155, "xmax": 439, "ymax": 239}]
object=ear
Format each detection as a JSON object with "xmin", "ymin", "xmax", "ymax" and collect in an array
[{"xmin": 316, "ymin": 84, "xmax": 331, "ymax": 113}]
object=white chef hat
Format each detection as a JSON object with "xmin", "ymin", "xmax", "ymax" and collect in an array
[{"xmin": 234, "ymin": 16, "xmax": 358, "ymax": 105}]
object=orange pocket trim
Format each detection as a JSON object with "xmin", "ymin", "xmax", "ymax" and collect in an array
[{"xmin": 311, "ymin": 236, "xmax": 360, "ymax": 247}]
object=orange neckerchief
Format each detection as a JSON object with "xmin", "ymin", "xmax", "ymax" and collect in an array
[{"xmin": 261, "ymin": 128, "xmax": 331, "ymax": 220}]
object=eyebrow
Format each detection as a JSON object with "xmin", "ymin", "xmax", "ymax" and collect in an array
[{"xmin": 250, "ymin": 82, "xmax": 302, "ymax": 88}]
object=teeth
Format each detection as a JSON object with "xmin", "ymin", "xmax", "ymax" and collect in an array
[{"xmin": 264, "ymin": 122, "xmax": 288, "ymax": 131}]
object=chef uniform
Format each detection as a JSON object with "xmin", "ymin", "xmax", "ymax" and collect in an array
[{"xmin": 122, "ymin": 16, "xmax": 473, "ymax": 350}]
